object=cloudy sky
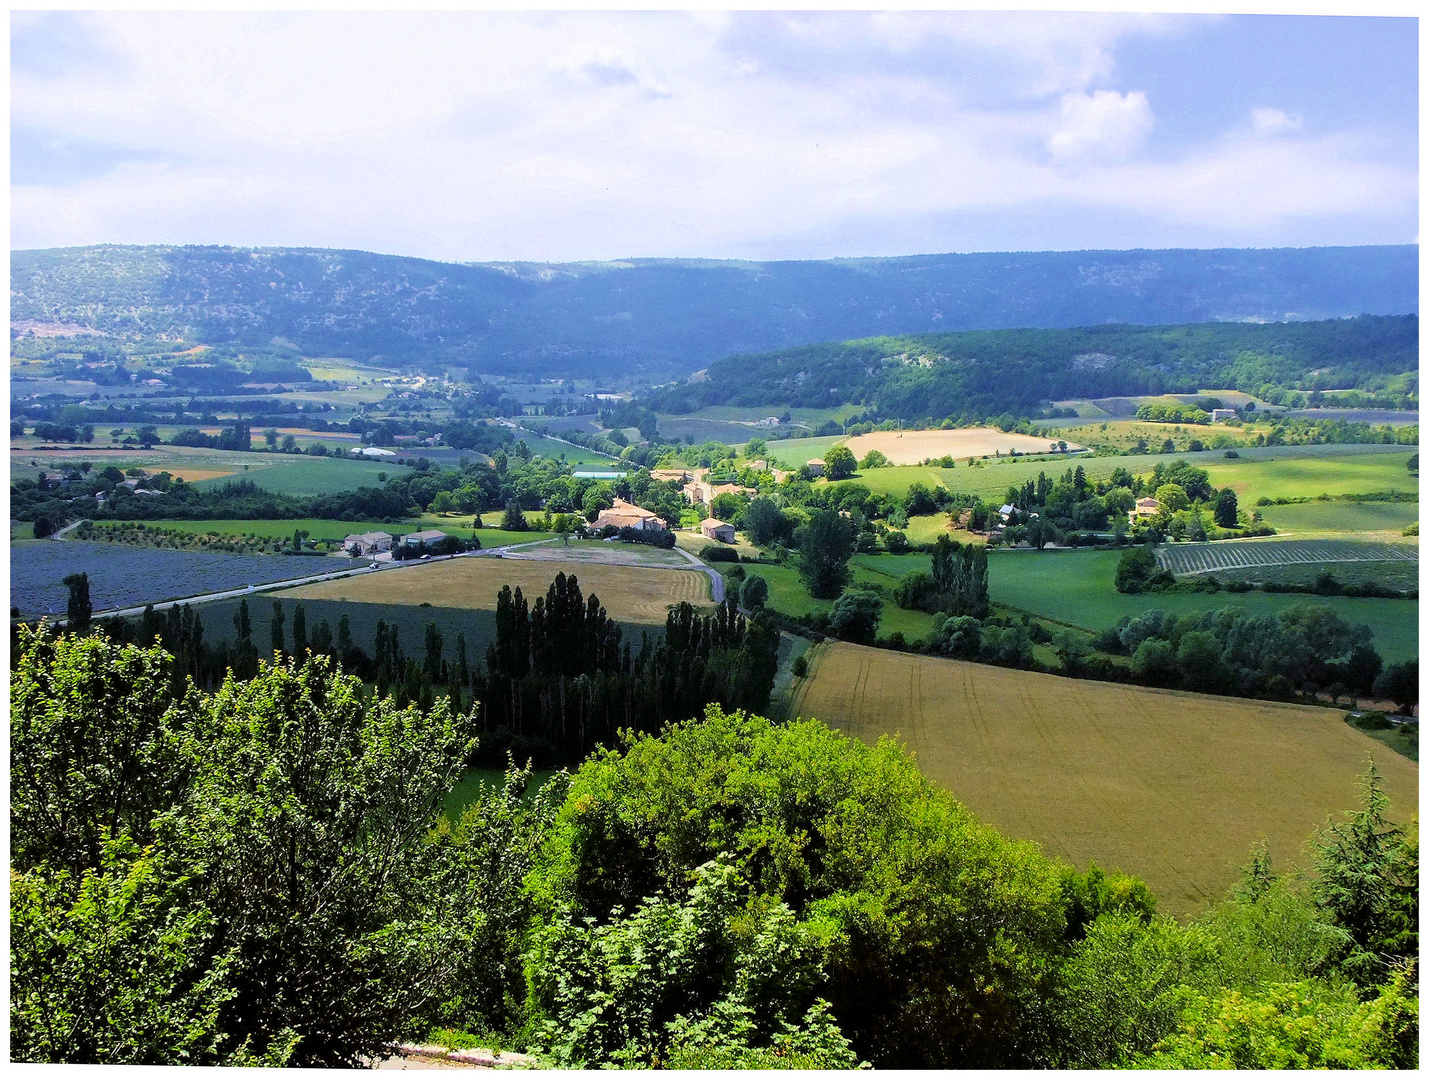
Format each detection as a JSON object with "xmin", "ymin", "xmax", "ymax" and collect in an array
[{"xmin": 10, "ymin": 10, "xmax": 1418, "ymax": 262}]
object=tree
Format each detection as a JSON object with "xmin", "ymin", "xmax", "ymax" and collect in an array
[
  {"xmin": 798, "ymin": 507, "xmax": 855, "ymax": 599},
  {"xmin": 829, "ymin": 588, "xmax": 882, "ymax": 644},
  {"xmin": 744, "ymin": 437, "xmax": 768, "ymax": 458},
  {"xmin": 744, "ymin": 498, "xmax": 792, "ymax": 547},
  {"xmin": 1214, "ymin": 488, "xmax": 1238, "ymax": 528},
  {"xmin": 291, "ymin": 604, "xmax": 307, "ymax": 654},
  {"xmin": 1154, "ymin": 483, "xmax": 1190, "ymax": 513},
  {"xmin": 502, "ymin": 500, "xmax": 528, "ymax": 531},
  {"xmin": 739, "ymin": 575, "xmax": 769, "ymax": 611},
  {"xmin": 63, "ymin": 572, "xmax": 92, "ymax": 631},
  {"xmin": 10, "ymin": 627, "xmax": 483, "ymax": 1065},
  {"xmin": 270, "ymin": 601, "xmax": 285, "ymax": 655},
  {"xmin": 524, "ymin": 708, "xmax": 1071, "ymax": 1068},
  {"xmin": 264, "ymin": 428, "xmax": 279, "ymax": 448},
  {"xmin": 859, "ymin": 449, "xmax": 889, "ymax": 469},
  {"xmin": 1371, "ymin": 660, "xmax": 1418, "ymax": 714},
  {"xmin": 1310, "ymin": 765, "xmax": 1418, "ymax": 984},
  {"xmin": 823, "ymin": 445, "xmax": 857, "ymax": 481}
]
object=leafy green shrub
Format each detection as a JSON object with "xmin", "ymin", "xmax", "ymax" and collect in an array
[
  {"xmin": 700, "ymin": 544, "xmax": 739, "ymax": 562},
  {"xmin": 523, "ymin": 708, "xmax": 1070, "ymax": 1068}
]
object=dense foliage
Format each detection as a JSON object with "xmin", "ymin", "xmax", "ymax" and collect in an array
[
  {"xmin": 648, "ymin": 316, "xmax": 1418, "ymax": 420},
  {"xmin": 10, "ymin": 627, "xmax": 1419, "ymax": 1068}
]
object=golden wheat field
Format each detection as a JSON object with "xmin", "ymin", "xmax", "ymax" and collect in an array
[
  {"xmin": 842, "ymin": 428, "xmax": 1080, "ymax": 465},
  {"xmin": 789, "ymin": 642, "xmax": 1418, "ymax": 914},
  {"xmin": 285, "ymin": 556, "xmax": 712, "ymax": 624}
]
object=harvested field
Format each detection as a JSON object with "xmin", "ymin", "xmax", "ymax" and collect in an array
[
  {"xmin": 284, "ymin": 556, "xmax": 712, "ymax": 624},
  {"xmin": 1156, "ymin": 538, "xmax": 1418, "ymax": 576},
  {"xmin": 843, "ymin": 428, "xmax": 1078, "ymax": 465},
  {"xmin": 505, "ymin": 539, "xmax": 693, "ymax": 568},
  {"xmin": 790, "ymin": 642, "xmax": 1419, "ymax": 915}
]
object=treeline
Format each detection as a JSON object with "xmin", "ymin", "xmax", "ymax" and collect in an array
[
  {"xmin": 80, "ymin": 572, "xmax": 778, "ymax": 770},
  {"xmin": 11, "ymin": 629, "xmax": 1419, "ymax": 1068},
  {"xmin": 478, "ymin": 574, "xmax": 778, "ymax": 763},
  {"xmin": 646, "ymin": 316, "xmax": 1418, "ymax": 419}
]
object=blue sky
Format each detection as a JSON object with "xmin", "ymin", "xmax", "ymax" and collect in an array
[{"xmin": 10, "ymin": 11, "xmax": 1418, "ymax": 261}]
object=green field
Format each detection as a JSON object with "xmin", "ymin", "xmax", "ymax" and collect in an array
[
  {"xmin": 762, "ymin": 434, "xmax": 848, "ymax": 467},
  {"xmin": 442, "ymin": 768, "xmax": 559, "ymax": 821},
  {"xmin": 986, "ymin": 548, "xmax": 1418, "ymax": 662},
  {"xmin": 806, "ymin": 444, "xmax": 1417, "ymax": 507},
  {"xmin": 731, "ymin": 560, "xmax": 939, "ymax": 642},
  {"xmin": 1256, "ymin": 499, "xmax": 1418, "ymax": 539},
  {"xmin": 192, "ymin": 456, "xmax": 414, "ymax": 496},
  {"xmin": 1200, "ymin": 450, "xmax": 1417, "ymax": 502},
  {"xmin": 510, "ymin": 429, "xmax": 619, "ymax": 466}
]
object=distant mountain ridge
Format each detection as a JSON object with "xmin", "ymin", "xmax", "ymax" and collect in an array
[{"xmin": 10, "ymin": 244, "xmax": 1417, "ymax": 380}]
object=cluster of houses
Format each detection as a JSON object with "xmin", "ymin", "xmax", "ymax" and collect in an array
[{"xmin": 341, "ymin": 528, "xmax": 448, "ymax": 556}]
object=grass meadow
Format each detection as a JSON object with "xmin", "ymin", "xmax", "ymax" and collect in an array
[
  {"xmin": 986, "ymin": 548, "xmax": 1418, "ymax": 662},
  {"xmin": 193, "ymin": 455, "xmax": 413, "ymax": 496},
  {"xmin": 788, "ymin": 641, "xmax": 1419, "ymax": 914},
  {"xmin": 1256, "ymin": 499, "xmax": 1418, "ymax": 539}
]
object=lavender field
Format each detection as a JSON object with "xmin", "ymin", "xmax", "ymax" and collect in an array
[{"xmin": 11, "ymin": 540, "xmax": 310, "ymax": 617}]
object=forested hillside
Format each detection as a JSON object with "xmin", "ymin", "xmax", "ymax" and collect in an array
[
  {"xmin": 11, "ymin": 245, "xmax": 1417, "ymax": 380},
  {"xmin": 648, "ymin": 316, "xmax": 1419, "ymax": 420}
]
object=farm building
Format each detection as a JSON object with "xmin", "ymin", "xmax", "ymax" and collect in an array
[
  {"xmin": 701, "ymin": 518, "xmax": 736, "ymax": 543},
  {"xmin": 806, "ymin": 458, "xmax": 825, "ymax": 477},
  {"xmin": 399, "ymin": 529, "xmax": 448, "ymax": 548},
  {"xmin": 682, "ymin": 478, "xmax": 756, "ymax": 505},
  {"xmin": 595, "ymin": 498, "xmax": 666, "ymax": 531},
  {"xmin": 650, "ymin": 468, "xmax": 691, "ymax": 484},
  {"xmin": 344, "ymin": 530, "xmax": 394, "ymax": 555},
  {"xmin": 1210, "ymin": 409, "xmax": 1238, "ymax": 422},
  {"xmin": 350, "ymin": 446, "xmax": 398, "ymax": 459},
  {"xmin": 998, "ymin": 503, "xmax": 1016, "ymax": 521},
  {"xmin": 1129, "ymin": 497, "xmax": 1162, "ymax": 523}
]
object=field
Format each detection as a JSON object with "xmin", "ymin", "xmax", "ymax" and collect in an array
[
  {"xmin": 192, "ymin": 456, "xmax": 412, "ymax": 496},
  {"xmin": 789, "ymin": 641, "xmax": 1419, "ymax": 914},
  {"xmin": 806, "ymin": 444, "xmax": 1416, "ymax": 506},
  {"xmin": 762, "ymin": 434, "xmax": 849, "ymax": 467},
  {"xmin": 731, "ymin": 559, "xmax": 940, "ymax": 643},
  {"xmin": 843, "ymin": 428, "xmax": 1079, "ymax": 465},
  {"xmin": 1257, "ymin": 500, "xmax": 1418, "ymax": 540},
  {"xmin": 12, "ymin": 540, "xmax": 313, "ymax": 617},
  {"xmin": 508, "ymin": 429, "xmax": 619, "ymax": 467},
  {"xmin": 1156, "ymin": 539, "xmax": 1418, "ymax": 576},
  {"xmin": 124, "ymin": 518, "xmax": 554, "ymax": 549},
  {"xmin": 985, "ymin": 548, "xmax": 1419, "ymax": 662},
  {"xmin": 283, "ymin": 555, "xmax": 713, "ymax": 624}
]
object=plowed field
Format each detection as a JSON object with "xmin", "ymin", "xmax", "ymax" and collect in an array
[{"xmin": 284, "ymin": 556, "xmax": 712, "ymax": 624}]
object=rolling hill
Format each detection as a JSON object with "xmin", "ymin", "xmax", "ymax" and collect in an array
[{"xmin": 11, "ymin": 244, "xmax": 1417, "ymax": 381}]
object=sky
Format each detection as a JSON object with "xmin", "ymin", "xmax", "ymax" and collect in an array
[{"xmin": 9, "ymin": 10, "xmax": 1419, "ymax": 262}]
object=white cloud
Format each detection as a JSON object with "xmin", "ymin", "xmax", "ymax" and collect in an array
[
  {"xmin": 1048, "ymin": 90, "xmax": 1154, "ymax": 163},
  {"xmin": 1250, "ymin": 106, "xmax": 1304, "ymax": 135},
  {"xmin": 8, "ymin": 11, "xmax": 1415, "ymax": 260}
]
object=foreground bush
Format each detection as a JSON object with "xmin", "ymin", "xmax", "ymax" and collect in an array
[
  {"xmin": 523, "ymin": 706, "xmax": 1070, "ymax": 1067},
  {"xmin": 11, "ymin": 626, "xmax": 482, "ymax": 1066}
]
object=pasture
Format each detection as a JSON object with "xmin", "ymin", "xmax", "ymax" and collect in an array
[
  {"xmin": 1256, "ymin": 499, "xmax": 1418, "ymax": 540},
  {"xmin": 1200, "ymin": 449, "xmax": 1417, "ymax": 502},
  {"xmin": 843, "ymin": 428, "xmax": 1079, "ymax": 465},
  {"xmin": 986, "ymin": 548, "xmax": 1419, "ymax": 662},
  {"xmin": 1156, "ymin": 538, "xmax": 1418, "ymax": 576},
  {"xmin": 509, "ymin": 429, "xmax": 619, "ymax": 467},
  {"xmin": 762, "ymin": 434, "xmax": 849, "ymax": 467},
  {"xmin": 789, "ymin": 641, "xmax": 1419, "ymax": 915},
  {"xmin": 193, "ymin": 456, "xmax": 412, "ymax": 496},
  {"xmin": 283, "ymin": 556, "xmax": 713, "ymax": 624}
]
